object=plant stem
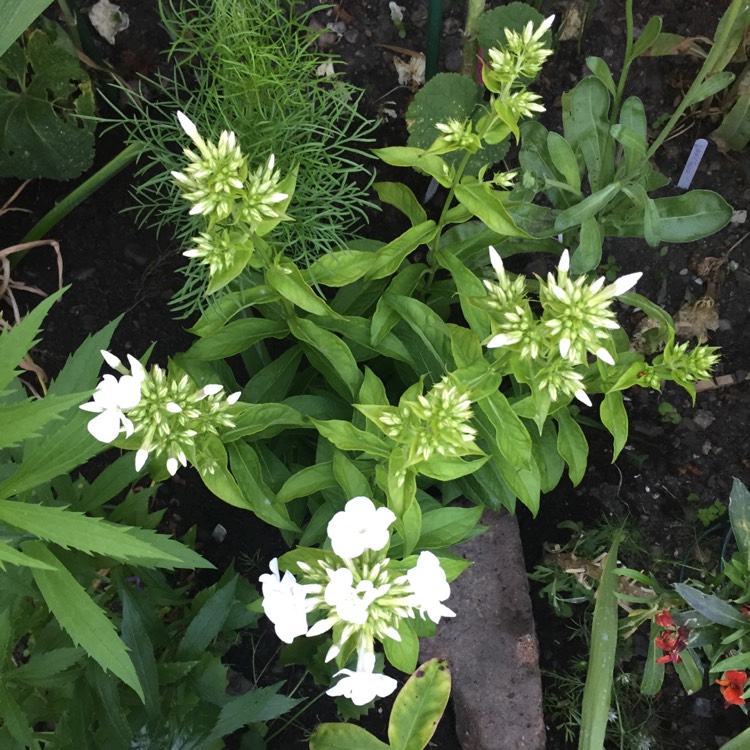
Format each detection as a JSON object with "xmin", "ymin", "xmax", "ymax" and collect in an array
[
  {"xmin": 612, "ymin": 0, "xmax": 634, "ymax": 121},
  {"xmin": 646, "ymin": 0, "xmax": 745, "ymax": 160},
  {"xmin": 461, "ymin": 0, "xmax": 487, "ymax": 81},
  {"xmin": 426, "ymin": 0, "xmax": 444, "ymax": 81},
  {"xmin": 21, "ymin": 142, "xmax": 143, "ymax": 245}
]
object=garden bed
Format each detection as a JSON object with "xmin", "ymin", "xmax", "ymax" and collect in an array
[{"xmin": 3, "ymin": 0, "xmax": 750, "ymax": 748}]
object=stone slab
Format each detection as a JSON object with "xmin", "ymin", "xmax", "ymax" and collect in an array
[{"xmin": 420, "ymin": 509, "xmax": 546, "ymax": 750}]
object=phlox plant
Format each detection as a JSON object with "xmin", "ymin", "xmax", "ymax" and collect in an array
[{"xmin": 74, "ymin": 11, "xmax": 726, "ymax": 709}]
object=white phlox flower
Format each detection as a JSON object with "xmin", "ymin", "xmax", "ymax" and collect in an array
[
  {"xmin": 324, "ymin": 568, "xmax": 391, "ymax": 625},
  {"xmin": 259, "ymin": 558, "xmax": 311, "ymax": 644},
  {"xmin": 326, "ymin": 496, "xmax": 396, "ymax": 559},
  {"xmin": 326, "ymin": 649, "xmax": 398, "ymax": 705},
  {"xmin": 406, "ymin": 551, "xmax": 456, "ymax": 623}
]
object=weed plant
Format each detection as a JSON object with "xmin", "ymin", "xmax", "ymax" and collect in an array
[{"xmin": 110, "ymin": 0, "xmax": 378, "ymax": 315}]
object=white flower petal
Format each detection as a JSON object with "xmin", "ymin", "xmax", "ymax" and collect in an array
[
  {"xmin": 596, "ymin": 347, "xmax": 615, "ymax": 366},
  {"xmin": 558, "ymin": 249, "xmax": 570, "ymax": 273},
  {"xmin": 610, "ymin": 272, "xmax": 642, "ymax": 296},
  {"xmin": 575, "ymin": 389, "xmax": 593, "ymax": 407},
  {"xmin": 134, "ymin": 448, "xmax": 150, "ymax": 472},
  {"xmin": 100, "ymin": 350, "xmax": 122, "ymax": 370},
  {"xmin": 86, "ymin": 409, "xmax": 122, "ymax": 443}
]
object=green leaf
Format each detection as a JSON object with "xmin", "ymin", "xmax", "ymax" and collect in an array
[
  {"xmin": 332, "ymin": 450, "xmax": 371, "ymax": 498},
  {"xmin": 266, "ymin": 262, "xmax": 341, "ymax": 318},
  {"xmin": 673, "ymin": 649, "xmax": 703, "ymax": 695},
  {"xmin": 0, "ymin": 393, "xmax": 89, "ymax": 449},
  {"xmin": 186, "ymin": 317, "xmax": 288, "ymax": 360},
  {"xmin": 614, "ymin": 190, "xmax": 732, "ymax": 242},
  {"xmin": 388, "ymin": 658, "xmax": 451, "ymax": 750},
  {"xmin": 712, "ymin": 87, "xmax": 750, "ymax": 151},
  {"xmin": 477, "ymin": 391, "xmax": 532, "ymax": 465},
  {"xmin": 0, "ymin": 540, "xmax": 56, "ymax": 569},
  {"xmin": 373, "ymin": 146, "xmax": 455, "ymax": 187},
  {"xmin": 0, "ymin": 23, "xmax": 95, "ymax": 180},
  {"xmin": 207, "ymin": 682, "xmax": 302, "ymax": 743},
  {"xmin": 562, "ymin": 77, "xmax": 613, "ymax": 192},
  {"xmin": 79, "ymin": 452, "xmax": 142, "ymax": 512},
  {"xmin": 312, "ymin": 419, "xmax": 391, "ymax": 458},
  {"xmin": 310, "ymin": 723, "xmax": 390, "ymax": 750},
  {"xmin": 630, "ymin": 15, "xmax": 663, "ymax": 58},
  {"xmin": 23, "ymin": 541, "xmax": 143, "ymax": 701},
  {"xmin": 570, "ymin": 216, "xmax": 603, "ymax": 273},
  {"xmin": 224, "ymin": 402, "xmax": 309, "ymax": 441},
  {"xmin": 718, "ymin": 726, "xmax": 750, "ymax": 750},
  {"xmin": 227, "ymin": 442, "xmax": 299, "ymax": 531},
  {"xmin": 578, "ymin": 533, "xmax": 621, "ymax": 750},
  {"xmin": 0, "ymin": 500, "xmax": 205, "ymax": 568},
  {"xmin": 547, "ymin": 131, "xmax": 582, "ymax": 193},
  {"xmin": 0, "ymin": 287, "xmax": 64, "ymax": 395},
  {"xmin": 364, "ymin": 221, "xmax": 437, "ymax": 281},
  {"xmin": 243, "ymin": 346, "xmax": 302, "ymax": 403},
  {"xmin": 289, "ymin": 316, "xmax": 362, "ymax": 401},
  {"xmin": 374, "ymin": 182, "xmax": 428, "ymax": 227},
  {"xmin": 554, "ymin": 408, "xmax": 588, "ymax": 486},
  {"xmin": 600, "ymin": 391, "xmax": 628, "ymax": 460},
  {"xmin": 0, "ymin": 680, "xmax": 38, "ymax": 749},
  {"xmin": 684, "ymin": 71, "xmax": 734, "ymax": 107},
  {"xmin": 0, "ymin": 0, "xmax": 54, "ymax": 57},
  {"xmin": 187, "ymin": 285, "xmax": 281, "ymax": 337},
  {"xmin": 306, "ymin": 249, "xmax": 382, "ymax": 287},
  {"xmin": 454, "ymin": 182, "xmax": 532, "ymax": 238},
  {"xmin": 554, "ymin": 182, "xmax": 621, "ymax": 232},
  {"xmin": 177, "ymin": 575, "xmax": 238, "ymax": 660},
  {"xmin": 640, "ymin": 619, "xmax": 666, "ymax": 696},
  {"xmin": 277, "ymin": 463, "xmax": 337, "ymax": 503},
  {"xmin": 9, "ymin": 647, "xmax": 83, "ymax": 686},
  {"xmin": 384, "ymin": 619, "xmax": 420, "ymax": 675},
  {"xmin": 585, "ymin": 57, "xmax": 616, "ymax": 96},
  {"xmin": 674, "ymin": 582, "xmax": 748, "ymax": 628},
  {"xmin": 712, "ymin": 652, "xmax": 750, "ymax": 674},
  {"xmin": 417, "ymin": 506, "xmax": 484, "ymax": 549},
  {"xmin": 729, "ymin": 478, "xmax": 750, "ymax": 568},
  {"xmin": 435, "ymin": 247, "xmax": 491, "ymax": 339}
]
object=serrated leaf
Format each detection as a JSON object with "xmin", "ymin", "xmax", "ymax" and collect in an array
[
  {"xmin": 0, "ymin": 540, "xmax": 56, "ymax": 570},
  {"xmin": 23, "ymin": 540, "xmax": 143, "ymax": 700},
  {"xmin": 0, "ymin": 501, "xmax": 210, "ymax": 568},
  {"xmin": 0, "ymin": 287, "xmax": 64, "ymax": 395},
  {"xmin": 0, "ymin": 392, "xmax": 87, "ymax": 449}
]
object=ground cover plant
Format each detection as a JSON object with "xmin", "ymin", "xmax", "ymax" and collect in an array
[{"xmin": 1, "ymin": 0, "xmax": 749, "ymax": 747}]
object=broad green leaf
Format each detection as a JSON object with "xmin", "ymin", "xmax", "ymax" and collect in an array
[
  {"xmin": 418, "ymin": 455, "xmax": 488, "ymax": 481},
  {"xmin": 23, "ymin": 541, "xmax": 143, "ymax": 701},
  {"xmin": 373, "ymin": 146, "xmax": 455, "ymax": 187},
  {"xmin": 0, "ymin": 24, "xmax": 95, "ymax": 180},
  {"xmin": 684, "ymin": 71, "xmax": 734, "ymax": 107},
  {"xmin": 600, "ymin": 391, "xmax": 628, "ymax": 460},
  {"xmin": 310, "ymin": 723, "xmax": 390, "ymax": 750},
  {"xmin": 570, "ymin": 216, "xmax": 603, "ymax": 273},
  {"xmin": 673, "ymin": 649, "xmax": 703, "ymax": 695},
  {"xmin": 384, "ymin": 619, "xmax": 419, "ymax": 675},
  {"xmin": 0, "ymin": 287, "xmax": 64, "ymax": 395},
  {"xmin": 518, "ymin": 120, "xmax": 569, "ymax": 208},
  {"xmin": 388, "ymin": 658, "xmax": 451, "ymax": 750},
  {"xmin": 729, "ymin": 478, "xmax": 750, "ymax": 568},
  {"xmin": 177, "ymin": 575, "xmax": 238, "ymax": 660},
  {"xmin": 674, "ymin": 582, "xmax": 748, "ymax": 628},
  {"xmin": 277, "ymin": 463, "xmax": 337, "ymax": 503},
  {"xmin": 207, "ymin": 682, "xmax": 302, "ymax": 743},
  {"xmin": 585, "ymin": 57, "xmax": 616, "ymax": 96},
  {"xmin": 187, "ymin": 285, "xmax": 280, "ymax": 337},
  {"xmin": 332, "ymin": 450, "xmax": 371, "ymax": 498},
  {"xmin": 712, "ymin": 88, "xmax": 750, "ymax": 151},
  {"xmin": 0, "ymin": 0, "xmax": 54, "ymax": 57},
  {"xmin": 312, "ymin": 419, "xmax": 391, "ymax": 458},
  {"xmin": 531, "ymin": 419, "xmax": 565, "ymax": 493},
  {"xmin": 435, "ymin": 247, "xmax": 491, "ymax": 338},
  {"xmin": 0, "ymin": 393, "xmax": 88, "ymax": 449},
  {"xmin": 78, "ymin": 452, "xmax": 142, "ymax": 512},
  {"xmin": 223, "ymin": 402, "xmax": 309, "ymax": 441},
  {"xmin": 640, "ymin": 619, "xmax": 666, "ymax": 696},
  {"xmin": 374, "ymin": 182, "xmax": 428, "ymax": 226},
  {"xmin": 289, "ymin": 316, "xmax": 362, "ymax": 401},
  {"xmin": 477, "ymin": 391, "xmax": 532, "ymax": 464},
  {"xmin": 266, "ymin": 262, "xmax": 341, "ymax": 318},
  {"xmin": 0, "ymin": 500, "xmax": 204, "ymax": 568},
  {"xmin": 712, "ymin": 652, "xmax": 750, "ymax": 673},
  {"xmin": 614, "ymin": 190, "xmax": 732, "ymax": 242},
  {"xmin": 371, "ymin": 264, "xmax": 428, "ymax": 345},
  {"xmin": 718, "ymin": 726, "xmax": 750, "ymax": 750},
  {"xmin": 227, "ymin": 442, "xmax": 298, "ymax": 531},
  {"xmin": 364, "ymin": 221, "xmax": 437, "ymax": 281},
  {"xmin": 578, "ymin": 533, "xmax": 621, "ymax": 750},
  {"xmin": 547, "ymin": 131, "xmax": 581, "ymax": 193},
  {"xmin": 454, "ymin": 183, "xmax": 532, "ymax": 238},
  {"xmin": 562, "ymin": 77, "xmax": 613, "ymax": 192},
  {"xmin": 554, "ymin": 182, "xmax": 621, "ymax": 232},
  {"xmin": 307, "ymin": 250, "xmax": 381, "ymax": 287},
  {"xmin": 186, "ymin": 317, "xmax": 288, "ymax": 360},
  {"xmin": 554, "ymin": 408, "xmax": 588, "ymax": 486},
  {"xmin": 243, "ymin": 346, "xmax": 302, "ymax": 403},
  {"xmin": 0, "ymin": 680, "xmax": 38, "ymax": 749},
  {"xmin": 630, "ymin": 15, "xmax": 663, "ymax": 58},
  {"xmin": 417, "ymin": 506, "xmax": 484, "ymax": 549}
]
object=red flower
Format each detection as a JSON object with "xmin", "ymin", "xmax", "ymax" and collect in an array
[
  {"xmin": 654, "ymin": 612, "xmax": 689, "ymax": 664},
  {"xmin": 655, "ymin": 610, "xmax": 674, "ymax": 627},
  {"xmin": 715, "ymin": 671, "xmax": 747, "ymax": 707}
]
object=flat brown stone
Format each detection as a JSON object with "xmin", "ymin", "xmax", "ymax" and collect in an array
[{"xmin": 420, "ymin": 509, "xmax": 545, "ymax": 750}]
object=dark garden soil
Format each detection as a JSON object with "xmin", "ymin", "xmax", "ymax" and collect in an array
[{"xmin": 3, "ymin": 0, "xmax": 750, "ymax": 748}]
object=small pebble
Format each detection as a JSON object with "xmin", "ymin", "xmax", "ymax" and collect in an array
[{"xmin": 212, "ymin": 523, "xmax": 227, "ymax": 542}]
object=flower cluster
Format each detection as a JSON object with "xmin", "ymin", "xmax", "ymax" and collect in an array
[
  {"xmin": 482, "ymin": 246, "xmax": 640, "ymax": 405},
  {"xmin": 259, "ymin": 496, "xmax": 456, "ymax": 705},
  {"xmin": 653, "ymin": 610, "xmax": 689, "ymax": 664},
  {"xmin": 182, "ymin": 228, "xmax": 256, "ymax": 279},
  {"xmin": 429, "ymin": 119, "xmax": 481, "ymax": 155},
  {"xmin": 374, "ymin": 375, "xmax": 481, "ymax": 466},
  {"xmin": 80, "ymin": 350, "xmax": 240, "ymax": 475}
]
